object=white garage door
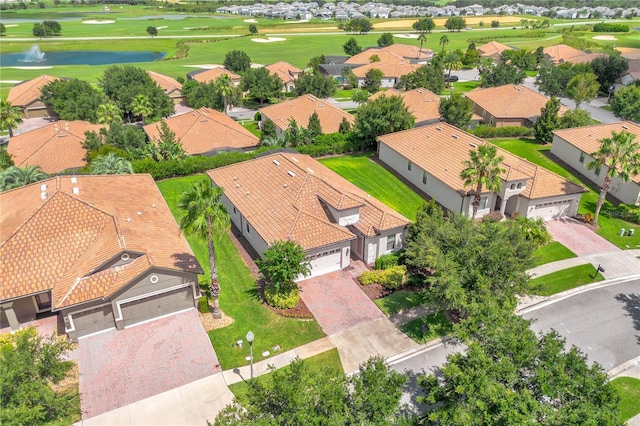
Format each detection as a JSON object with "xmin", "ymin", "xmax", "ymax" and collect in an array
[
  {"xmin": 309, "ymin": 250, "xmax": 342, "ymax": 277},
  {"xmin": 532, "ymin": 201, "xmax": 571, "ymax": 220}
]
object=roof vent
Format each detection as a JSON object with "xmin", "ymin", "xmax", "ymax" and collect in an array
[
  {"xmin": 246, "ymin": 191, "xmax": 250, "ymax": 195},
  {"xmin": 58, "ymin": 133, "xmax": 67, "ymax": 138},
  {"xmin": 515, "ymin": 86, "xmax": 520, "ymax": 91},
  {"xmin": 236, "ymin": 183, "xmax": 240, "ymax": 188},
  {"xmin": 318, "ymin": 104, "xmax": 325, "ymax": 107},
  {"xmin": 306, "ymin": 167, "xmax": 314, "ymax": 173},
  {"xmin": 70, "ymin": 177, "xmax": 78, "ymax": 184},
  {"xmin": 283, "ymin": 183, "xmax": 288, "ymax": 188},
  {"xmin": 287, "ymin": 170, "xmax": 296, "ymax": 177},
  {"xmin": 137, "ymin": 211, "xmax": 142, "ymax": 215},
  {"xmin": 40, "ymin": 184, "xmax": 47, "ymax": 192},
  {"xmin": 72, "ymin": 187, "xmax": 80, "ymax": 195},
  {"xmin": 151, "ymin": 203, "xmax": 156, "ymax": 208},
  {"xmin": 127, "ymin": 218, "xmax": 132, "ymax": 222},
  {"xmin": 40, "ymin": 192, "xmax": 48, "ymax": 201},
  {"xmin": 233, "ymin": 176, "xmax": 238, "ymax": 180},
  {"xmin": 436, "ymin": 126, "xmax": 442, "ymax": 131},
  {"xmin": 199, "ymin": 118, "xmax": 208, "ymax": 122},
  {"xmin": 54, "ymin": 124, "xmax": 58, "ymax": 131},
  {"xmin": 291, "ymin": 157, "xmax": 298, "ymax": 162},
  {"xmin": 64, "ymin": 123, "xmax": 69, "ymax": 130},
  {"xmin": 452, "ymin": 134, "xmax": 459, "ymax": 139},
  {"xmin": 622, "ymin": 125, "xmax": 629, "ymax": 130},
  {"xmin": 273, "ymin": 159, "xmax": 280, "ymax": 166}
]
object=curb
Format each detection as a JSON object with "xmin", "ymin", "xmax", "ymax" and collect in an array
[
  {"xmin": 386, "ymin": 337, "xmax": 446, "ymax": 366},
  {"xmin": 608, "ymin": 356, "xmax": 640, "ymax": 379}
]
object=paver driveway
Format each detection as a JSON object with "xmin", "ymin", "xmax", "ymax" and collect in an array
[
  {"xmin": 298, "ymin": 262, "xmax": 384, "ymax": 335},
  {"xmin": 546, "ymin": 218, "xmax": 619, "ymax": 256},
  {"xmin": 78, "ymin": 309, "xmax": 220, "ymax": 420}
]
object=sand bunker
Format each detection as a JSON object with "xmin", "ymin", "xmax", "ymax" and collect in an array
[
  {"xmin": 5, "ymin": 24, "xmax": 19, "ymax": 28},
  {"xmin": 284, "ymin": 19, "xmax": 310, "ymax": 24},
  {"xmin": 593, "ymin": 35, "xmax": 617, "ymax": 41},
  {"xmin": 12, "ymin": 66, "xmax": 53, "ymax": 70},
  {"xmin": 243, "ymin": 19, "xmax": 258, "ymax": 23},
  {"xmin": 183, "ymin": 64, "xmax": 223, "ymax": 69},
  {"xmin": 250, "ymin": 63, "xmax": 264, "ymax": 68},
  {"xmin": 83, "ymin": 20, "xmax": 115, "ymax": 24},
  {"xmin": 616, "ymin": 47, "xmax": 640, "ymax": 60},
  {"xmin": 156, "ymin": 26, "xmax": 168, "ymax": 29},
  {"xmin": 394, "ymin": 33, "xmax": 419, "ymax": 39},
  {"xmin": 251, "ymin": 37, "xmax": 286, "ymax": 43}
]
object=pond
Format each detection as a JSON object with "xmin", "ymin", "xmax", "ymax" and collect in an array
[{"xmin": 0, "ymin": 48, "xmax": 166, "ymax": 66}]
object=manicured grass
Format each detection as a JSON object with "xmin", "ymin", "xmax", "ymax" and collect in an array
[
  {"xmin": 442, "ymin": 80, "xmax": 481, "ymax": 95},
  {"xmin": 525, "ymin": 70, "xmax": 538, "ymax": 77},
  {"xmin": 530, "ymin": 264, "xmax": 604, "ymax": 296},
  {"xmin": 400, "ymin": 312, "xmax": 452, "ymax": 344},
  {"xmin": 532, "ymin": 241, "xmax": 577, "ymax": 267},
  {"xmin": 611, "ymin": 377, "xmax": 640, "ymax": 422},
  {"xmin": 241, "ymin": 120, "xmax": 261, "ymax": 137},
  {"xmin": 334, "ymin": 89, "xmax": 356, "ymax": 100},
  {"xmin": 318, "ymin": 153, "xmax": 424, "ymax": 221},
  {"xmin": 157, "ymin": 175, "xmax": 325, "ymax": 370},
  {"xmin": 374, "ymin": 290, "xmax": 429, "ymax": 316},
  {"xmin": 227, "ymin": 348, "xmax": 342, "ymax": 400}
]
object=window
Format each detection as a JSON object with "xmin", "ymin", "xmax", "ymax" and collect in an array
[
  {"xmin": 510, "ymin": 183, "xmax": 515, "ymax": 190},
  {"xmin": 479, "ymin": 195, "xmax": 489, "ymax": 210},
  {"xmin": 595, "ymin": 166, "xmax": 602, "ymax": 176},
  {"xmin": 579, "ymin": 152, "xmax": 585, "ymax": 163},
  {"xmin": 407, "ymin": 160, "xmax": 412, "ymax": 172},
  {"xmin": 422, "ymin": 171, "xmax": 428, "ymax": 185},
  {"xmin": 246, "ymin": 222, "xmax": 250, "ymax": 233},
  {"xmin": 386, "ymin": 234, "xmax": 396, "ymax": 251},
  {"xmin": 517, "ymin": 183, "xmax": 522, "ymax": 189},
  {"xmin": 233, "ymin": 207, "xmax": 237, "ymax": 214}
]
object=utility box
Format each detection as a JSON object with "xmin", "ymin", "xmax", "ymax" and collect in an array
[{"xmin": 620, "ymin": 228, "xmax": 626, "ymax": 236}]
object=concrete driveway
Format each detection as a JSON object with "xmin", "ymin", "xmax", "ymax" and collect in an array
[{"xmin": 78, "ymin": 309, "xmax": 221, "ymax": 420}]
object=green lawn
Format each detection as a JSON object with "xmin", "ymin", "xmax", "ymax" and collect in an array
[
  {"xmin": 611, "ymin": 377, "xmax": 640, "ymax": 422},
  {"xmin": 227, "ymin": 348, "xmax": 342, "ymax": 400},
  {"xmin": 532, "ymin": 241, "xmax": 577, "ymax": 267},
  {"xmin": 374, "ymin": 290, "xmax": 430, "ymax": 316},
  {"xmin": 318, "ymin": 153, "xmax": 424, "ymax": 221},
  {"xmin": 400, "ymin": 312, "xmax": 452, "ymax": 344},
  {"xmin": 241, "ymin": 120, "xmax": 261, "ymax": 137},
  {"xmin": 157, "ymin": 175, "xmax": 325, "ymax": 370},
  {"xmin": 530, "ymin": 264, "xmax": 604, "ymax": 296},
  {"xmin": 442, "ymin": 80, "xmax": 481, "ymax": 95}
]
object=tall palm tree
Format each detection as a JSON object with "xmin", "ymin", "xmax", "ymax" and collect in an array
[
  {"xmin": 215, "ymin": 74, "xmax": 234, "ymax": 115},
  {"xmin": 179, "ymin": 181, "xmax": 230, "ymax": 319},
  {"xmin": 443, "ymin": 52, "xmax": 463, "ymax": 87},
  {"xmin": 417, "ymin": 33, "xmax": 428, "ymax": 62},
  {"xmin": 90, "ymin": 152, "xmax": 133, "ymax": 175},
  {"xmin": 130, "ymin": 94, "xmax": 153, "ymax": 124},
  {"xmin": 96, "ymin": 102, "xmax": 122, "ymax": 125},
  {"xmin": 460, "ymin": 144, "xmax": 505, "ymax": 219},
  {"xmin": 439, "ymin": 35, "xmax": 449, "ymax": 53},
  {"xmin": 0, "ymin": 100, "xmax": 23, "ymax": 138},
  {"xmin": 0, "ymin": 165, "xmax": 48, "ymax": 191},
  {"xmin": 587, "ymin": 131, "xmax": 640, "ymax": 223}
]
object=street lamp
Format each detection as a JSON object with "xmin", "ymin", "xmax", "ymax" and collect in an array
[{"xmin": 246, "ymin": 331, "xmax": 254, "ymax": 379}]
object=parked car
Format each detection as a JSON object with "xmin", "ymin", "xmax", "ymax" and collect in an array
[{"xmin": 444, "ymin": 75, "xmax": 459, "ymax": 82}]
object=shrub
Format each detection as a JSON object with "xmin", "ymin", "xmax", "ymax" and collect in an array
[
  {"xmin": 593, "ymin": 23, "xmax": 629, "ymax": 33},
  {"xmin": 604, "ymin": 204, "xmax": 640, "ymax": 224},
  {"xmin": 482, "ymin": 211, "xmax": 504, "ymax": 223},
  {"xmin": 472, "ymin": 125, "xmax": 534, "ymax": 138},
  {"xmin": 375, "ymin": 253, "xmax": 399, "ymax": 270},
  {"xmin": 198, "ymin": 296, "xmax": 209, "ymax": 314},
  {"xmin": 583, "ymin": 212, "xmax": 593, "ymax": 223},
  {"xmin": 264, "ymin": 283, "xmax": 300, "ymax": 309},
  {"xmin": 359, "ymin": 265, "xmax": 406, "ymax": 289}
]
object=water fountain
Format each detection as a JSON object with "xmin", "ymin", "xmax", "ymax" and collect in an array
[{"xmin": 21, "ymin": 45, "xmax": 46, "ymax": 63}]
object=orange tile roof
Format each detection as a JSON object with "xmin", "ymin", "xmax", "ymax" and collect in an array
[
  {"xmin": 465, "ymin": 84, "xmax": 569, "ymax": 120},
  {"xmin": 147, "ymin": 70, "xmax": 182, "ymax": 94},
  {"xmin": 352, "ymin": 61, "xmax": 418, "ymax": 79},
  {"xmin": 259, "ymin": 95, "xmax": 355, "ymax": 133},
  {"xmin": 265, "ymin": 61, "xmax": 302, "ymax": 84},
  {"xmin": 553, "ymin": 121, "xmax": 640, "ymax": 184},
  {"xmin": 0, "ymin": 174, "xmax": 202, "ymax": 308},
  {"xmin": 189, "ymin": 68, "xmax": 241, "ymax": 84},
  {"xmin": 369, "ymin": 88, "xmax": 441, "ymax": 123},
  {"xmin": 7, "ymin": 120, "xmax": 103, "ymax": 173},
  {"xmin": 7, "ymin": 75, "xmax": 60, "ymax": 108},
  {"xmin": 543, "ymin": 44, "xmax": 606, "ymax": 65},
  {"xmin": 382, "ymin": 44, "xmax": 434, "ymax": 61},
  {"xmin": 143, "ymin": 107, "xmax": 259, "ymax": 155},
  {"xmin": 378, "ymin": 123, "xmax": 585, "ymax": 200},
  {"xmin": 206, "ymin": 153, "xmax": 409, "ymax": 251},
  {"xmin": 477, "ymin": 41, "xmax": 512, "ymax": 58},
  {"xmin": 346, "ymin": 44, "xmax": 433, "ymax": 65}
]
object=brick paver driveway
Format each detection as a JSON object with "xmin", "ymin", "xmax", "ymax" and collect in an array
[
  {"xmin": 546, "ymin": 218, "xmax": 619, "ymax": 256},
  {"xmin": 298, "ymin": 263, "xmax": 384, "ymax": 335},
  {"xmin": 78, "ymin": 309, "xmax": 220, "ymax": 420}
]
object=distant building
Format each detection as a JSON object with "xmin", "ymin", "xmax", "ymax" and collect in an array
[
  {"xmin": 7, "ymin": 75, "xmax": 60, "ymax": 119},
  {"xmin": 147, "ymin": 71, "xmax": 184, "ymax": 105}
]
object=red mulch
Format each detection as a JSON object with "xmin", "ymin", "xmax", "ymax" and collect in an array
[{"xmin": 356, "ymin": 280, "xmax": 390, "ymax": 300}]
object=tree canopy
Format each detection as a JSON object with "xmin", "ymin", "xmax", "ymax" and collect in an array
[
  {"xmin": 343, "ymin": 18, "xmax": 372, "ymax": 34},
  {"xmin": 590, "ymin": 55, "xmax": 629, "ymax": 93},
  {"xmin": 257, "ymin": 240, "xmax": 310, "ymax": 292},
  {"xmin": 536, "ymin": 61, "xmax": 592, "ymax": 97},
  {"xmin": 439, "ymin": 93, "xmax": 472, "ymax": 130},
  {"xmin": 413, "ymin": 17, "xmax": 435, "ymax": 33},
  {"xmin": 146, "ymin": 26, "xmax": 157, "ymax": 37},
  {"xmin": 240, "ymin": 67, "xmax": 282, "ymax": 106},
  {"xmin": 444, "ymin": 16, "xmax": 466, "ymax": 32},
  {"xmin": 353, "ymin": 95, "xmax": 414, "ymax": 150},
  {"xmin": 396, "ymin": 64, "xmax": 445, "ymax": 94},
  {"xmin": 295, "ymin": 72, "xmax": 337, "ymax": 99},
  {"xmin": 611, "ymin": 85, "xmax": 640, "ymax": 122},
  {"xmin": 566, "ymin": 72, "xmax": 599, "ymax": 108},
  {"xmin": 41, "ymin": 78, "xmax": 107, "ymax": 123},
  {"xmin": 361, "ymin": 68, "xmax": 384, "ymax": 93},
  {"xmin": 533, "ymin": 96, "xmax": 561, "ymax": 144},
  {"xmin": 479, "ymin": 62, "xmax": 526, "ymax": 87},
  {"xmin": 343, "ymin": 37, "xmax": 362, "ymax": 56},
  {"xmin": 377, "ymin": 32, "xmax": 394, "ymax": 47},
  {"xmin": 223, "ymin": 50, "xmax": 251, "ymax": 73}
]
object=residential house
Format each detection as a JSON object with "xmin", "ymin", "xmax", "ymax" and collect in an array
[
  {"xmin": 477, "ymin": 41, "xmax": 513, "ymax": 62},
  {"xmin": 265, "ymin": 61, "xmax": 303, "ymax": 93},
  {"xmin": 187, "ymin": 68, "xmax": 242, "ymax": 86},
  {"xmin": 147, "ymin": 70, "xmax": 184, "ymax": 104},
  {"xmin": 465, "ymin": 84, "xmax": 568, "ymax": 128},
  {"xmin": 352, "ymin": 61, "xmax": 418, "ymax": 89},
  {"xmin": 207, "ymin": 152, "xmax": 409, "ymax": 276},
  {"xmin": 259, "ymin": 94, "xmax": 355, "ymax": 137},
  {"xmin": 617, "ymin": 48, "xmax": 640, "ymax": 87},
  {"xmin": 7, "ymin": 120, "xmax": 102, "ymax": 174},
  {"xmin": 7, "ymin": 75, "xmax": 60, "ymax": 119},
  {"xmin": 551, "ymin": 122, "xmax": 640, "ymax": 206},
  {"xmin": 143, "ymin": 107, "xmax": 259, "ymax": 156},
  {"xmin": 369, "ymin": 88, "xmax": 441, "ymax": 126},
  {"xmin": 543, "ymin": 44, "xmax": 606, "ymax": 65},
  {"xmin": 0, "ymin": 174, "xmax": 203, "ymax": 341},
  {"xmin": 378, "ymin": 123, "xmax": 585, "ymax": 220},
  {"xmin": 346, "ymin": 44, "xmax": 433, "ymax": 66}
]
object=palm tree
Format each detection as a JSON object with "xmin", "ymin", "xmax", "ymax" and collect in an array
[
  {"xmin": 130, "ymin": 94, "xmax": 153, "ymax": 124},
  {"xmin": 215, "ymin": 74, "xmax": 234, "ymax": 115},
  {"xmin": 0, "ymin": 165, "xmax": 48, "ymax": 191},
  {"xmin": 443, "ymin": 52, "xmax": 463, "ymax": 87},
  {"xmin": 417, "ymin": 33, "xmax": 428, "ymax": 62},
  {"xmin": 0, "ymin": 100, "xmax": 23, "ymax": 138},
  {"xmin": 439, "ymin": 35, "xmax": 449, "ymax": 53},
  {"xmin": 460, "ymin": 144, "xmax": 505, "ymax": 219},
  {"xmin": 90, "ymin": 152, "xmax": 133, "ymax": 174},
  {"xmin": 260, "ymin": 135, "xmax": 284, "ymax": 147},
  {"xmin": 96, "ymin": 102, "xmax": 122, "ymax": 125},
  {"xmin": 178, "ymin": 181, "xmax": 230, "ymax": 319},
  {"xmin": 587, "ymin": 131, "xmax": 640, "ymax": 223}
]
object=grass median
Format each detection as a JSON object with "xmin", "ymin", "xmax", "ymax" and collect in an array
[{"xmin": 530, "ymin": 264, "xmax": 604, "ymax": 296}]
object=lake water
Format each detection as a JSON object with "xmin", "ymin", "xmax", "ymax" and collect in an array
[{"xmin": 0, "ymin": 50, "xmax": 166, "ymax": 66}]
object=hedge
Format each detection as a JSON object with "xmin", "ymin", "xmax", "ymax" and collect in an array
[
  {"xmin": 593, "ymin": 23, "xmax": 629, "ymax": 33},
  {"xmin": 604, "ymin": 204, "xmax": 640, "ymax": 224},
  {"xmin": 375, "ymin": 253, "xmax": 400, "ymax": 270},
  {"xmin": 359, "ymin": 265, "xmax": 407, "ymax": 290},
  {"xmin": 198, "ymin": 296, "xmax": 209, "ymax": 314},
  {"xmin": 264, "ymin": 284, "xmax": 300, "ymax": 309},
  {"xmin": 472, "ymin": 125, "xmax": 534, "ymax": 139}
]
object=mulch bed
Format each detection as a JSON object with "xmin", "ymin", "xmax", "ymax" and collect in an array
[{"xmin": 355, "ymin": 280, "xmax": 390, "ymax": 301}]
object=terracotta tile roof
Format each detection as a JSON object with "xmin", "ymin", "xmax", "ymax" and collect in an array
[
  {"xmin": 147, "ymin": 70, "xmax": 182, "ymax": 94},
  {"xmin": 369, "ymin": 88, "xmax": 441, "ymax": 123},
  {"xmin": 553, "ymin": 121, "xmax": 640, "ymax": 184},
  {"xmin": 265, "ymin": 61, "xmax": 302, "ymax": 84},
  {"xmin": 143, "ymin": 107, "xmax": 258, "ymax": 155},
  {"xmin": 543, "ymin": 44, "xmax": 606, "ymax": 65},
  {"xmin": 378, "ymin": 123, "xmax": 585, "ymax": 200},
  {"xmin": 352, "ymin": 61, "xmax": 418, "ymax": 79},
  {"xmin": 382, "ymin": 44, "xmax": 434, "ymax": 61},
  {"xmin": 7, "ymin": 120, "xmax": 103, "ymax": 173},
  {"xmin": 346, "ymin": 44, "xmax": 433, "ymax": 65},
  {"xmin": 206, "ymin": 153, "xmax": 409, "ymax": 251},
  {"xmin": 465, "ymin": 84, "xmax": 569, "ymax": 120},
  {"xmin": 477, "ymin": 41, "xmax": 512, "ymax": 58},
  {"xmin": 189, "ymin": 68, "xmax": 241, "ymax": 84},
  {"xmin": 7, "ymin": 75, "xmax": 59, "ymax": 108},
  {"xmin": 259, "ymin": 95, "xmax": 355, "ymax": 133},
  {"xmin": 0, "ymin": 174, "xmax": 202, "ymax": 308}
]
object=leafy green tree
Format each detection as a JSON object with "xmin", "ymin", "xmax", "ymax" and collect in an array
[
  {"xmin": 0, "ymin": 328, "xmax": 79, "ymax": 425},
  {"xmin": 307, "ymin": 111, "xmax": 322, "ymax": 137},
  {"xmin": 343, "ymin": 18, "xmax": 372, "ymax": 34},
  {"xmin": 439, "ymin": 93, "xmax": 472, "ymax": 130},
  {"xmin": 0, "ymin": 165, "xmax": 48, "ymax": 191},
  {"xmin": 343, "ymin": 37, "xmax": 362, "ymax": 56},
  {"xmin": 341, "ymin": 66, "xmax": 359, "ymax": 89},
  {"xmin": 0, "ymin": 99, "xmax": 23, "ymax": 137},
  {"xmin": 377, "ymin": 32, "xmax": 394, "ymax": 47},
  {"xmin": 41, "ymin": 78, "xmax": 107, "ymax": 123},
  {"xmin": 560, "ymin": 107, "xmax": 592, "ymax": 129},
  {"xmin": 257, "ymin": 239, "xmax": 310, "ymax": 293},
  {"xmin": 479, "ymin": 62, "xmax": 526, "ymax": 87},
  {"xmin": 339, "ymin": 117, "xmax": 351, "ymax": 133},
  {"xmin": 90, "ymin": 152, "xmax": 133, "ymax": 174},
  {"xmin": 413, "ymin": 17, "xmax": 435, "ymax": 33},
  {"xmin": 586, "ymin": 131, "xmax": 640, "ymax": 224},
  {"xmin": 284, "ymin": 119, "xmax": 314, "ymax": 147},
  {"xmin": 590, "ymin": 55, "xmax": 629, "ymax": 93},
  {"xmin": 491, "ymin": 20, "xmax": 500, "ymax": 28},
  {"xmin": 82, "ymin": 122, "xmax": 147, "ymax": 159},
  {"xmin": 129, "ymin": 94, "xmax": 153, "ymax": 124},
  {"xmin": 501, "ymin": 49, "xmax": 537, "ymax": 71},
  {"xmin": 240, "ymin": 67, "xmax": 282, "ymax": 106},
  {"xmin": 439, "ymin": 35, "xmax": 449, "ymax": 52},
  {"xmin": 533, "ymin": 96, "xmax": 561, "ymax": 144},
  {"xmin": 96, "ymin": 102, "xmax": 122, "ymax": 125},
  {"xmin": 611, "ymin": 85, "xmax": 640, "ymax": 121},
  {"xmin": 215, "ymin": 73, "xmax": 234, "ymax": 114},
  {"xmin": 179, "ymin": 181, "xmax": 230, "ymax": 318},
  {"xmin": 0, "ymin": 147, "xmax": 13, "ymax": 171},
  {"xmin": 307, "ymin": 55, "xmax": 326, "ymax": 73},
  {"xmin": 223, "ymin": 50, "xmax": 251, "ymax": 73},
  {"xmin": 362, "ymin": 68, "xmax": 384, "ymax": 93},
  {"xmin": 295, "ymin": 72, "xmax": 336, "ymax": 98},
  {"xmin": 144, "ymin": 121, "xmax": 185, "ymax": 161},
  {"xmin": 536, "ymin": 61, "xmax": 592, "ymax": 97},
  {"xmin": 396, "ymin": 64, "xmax": 445, "ymax": 94},
  {"xmin": 146, "ymin": 26, "xmax": 157, "ymax": 37},
  {"xmin": 566, "ymin": 72, "xmax": 599, "ymax": 109},
  {"xmin": 0, "ymin": 23, "xmax": 6, "ymax": 36},
  {"xmin": 43, "ymin": 20, "xmax": 61, "ymax": 35},
  {"xmin": 460, "ymin": 144, "xmax": 505, "ymax": 219},
  {"xmin": 444, "ymin": 16, "xmax": 465, "ymax": 32},
  {"xmin": 183, "ymin": 80, "xmax": 236, "ymax": 112},
  {"xmin": 248, "ymin": 23, "xmax": 257, "ymax": 34},
  {"xmin": 354, "ymin": 95, "xmax": 415, "ymax": 149},
  {"xmin": 352, "ymin": 89, "xmax": 371, "ymax": 105},
  {"xmin": 260, "ymin": 118, "xmax": 277, "ymax": 142}
]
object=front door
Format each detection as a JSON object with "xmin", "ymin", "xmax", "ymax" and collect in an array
[{"xmin": 35, "ymin": 292, "xmax": 52, "ymax": 312}]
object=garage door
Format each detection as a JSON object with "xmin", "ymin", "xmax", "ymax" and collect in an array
[
  {"xmin": 532, "ymin": 201, "xmax": 571, "ymax": 220},
  {"xmin": 309, "ymin": 250, "xmax": 342, "ymax": 277},
  {"xmin": 72, "ymin": 305, "xmax": 115, "ymax": 338},
  {"xmin": 121, "ymin": 287, "xmax": 193, "ymax": 327}
]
